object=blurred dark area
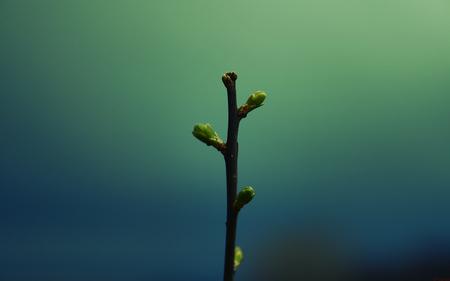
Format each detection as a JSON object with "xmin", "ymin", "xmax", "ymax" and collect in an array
[{"xmin": 247, "ymin": 227, "xmax": 450, "ymax": 281}]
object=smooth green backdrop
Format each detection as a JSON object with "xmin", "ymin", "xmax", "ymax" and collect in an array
[{"xmin": 1, "ymin": 1, "xmax": 449, "ymax": 280}]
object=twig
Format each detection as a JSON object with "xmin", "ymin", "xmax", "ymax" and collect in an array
[
  {"xmin": 222, "ymin": 72, "xmax": 240, "ymax": 281},
  {"xmin": 192, "ymin": 71, "xmax": 266, "ymax": 281}
]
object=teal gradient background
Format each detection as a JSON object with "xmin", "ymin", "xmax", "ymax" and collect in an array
[{"xmin": 1, "ymin": 1, "xmax": 450, "ymax": 280}]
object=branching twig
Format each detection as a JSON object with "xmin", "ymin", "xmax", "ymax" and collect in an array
[
  {"xmin": 222, "ymin": 72, "xmax": 240, "ymax": 281},
  {"xmin": 192, "ymin": 72, "xmax": 266, "ymax": 281}
]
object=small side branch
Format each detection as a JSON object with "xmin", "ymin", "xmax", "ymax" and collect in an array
[{"xmin": 212, "ymin": 142, "xmax": 227, "ymax": 155}]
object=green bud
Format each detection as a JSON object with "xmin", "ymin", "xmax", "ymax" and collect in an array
[
  {"xmin": 192, "ymin": 123, "xmax": 224, "ymax": 148},
  {"xmin": 246, "ymin": 90, "xmax": 267, "ymax": 108},
  {"xmin": 234, "ymin": 186, "xmax": 255, "ymax": 211},
  {"xmin": 234, "ymin": 246, "xmax": 244, "ymax": 271},
  {"xmin": 192, "ymin": 123, "xmax": 215, "ymax": 142}
]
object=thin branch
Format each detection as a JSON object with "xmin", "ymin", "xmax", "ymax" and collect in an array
[{"xmin": 222, "ymin": 72, "xmax": 240, "ymax": 281}]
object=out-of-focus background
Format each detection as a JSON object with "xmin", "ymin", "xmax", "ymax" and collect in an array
[{"xmin": 1, "ymin": 1, "xmax": 450, "ymax": 280}]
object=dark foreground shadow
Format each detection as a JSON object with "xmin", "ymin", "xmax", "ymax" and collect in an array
[{"xmin": 246, "ymin": 229, "xmax": 450, "ymax": 281}]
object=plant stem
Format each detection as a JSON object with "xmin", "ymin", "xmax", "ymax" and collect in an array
[{"xmin": 222, "ymin": 72, "xmax": 240, "ymax": 281}]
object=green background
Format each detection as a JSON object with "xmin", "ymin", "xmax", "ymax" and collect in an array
[{"xmin": 1, "ymin": 0, "xmax": 450, "ymax": 280}]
